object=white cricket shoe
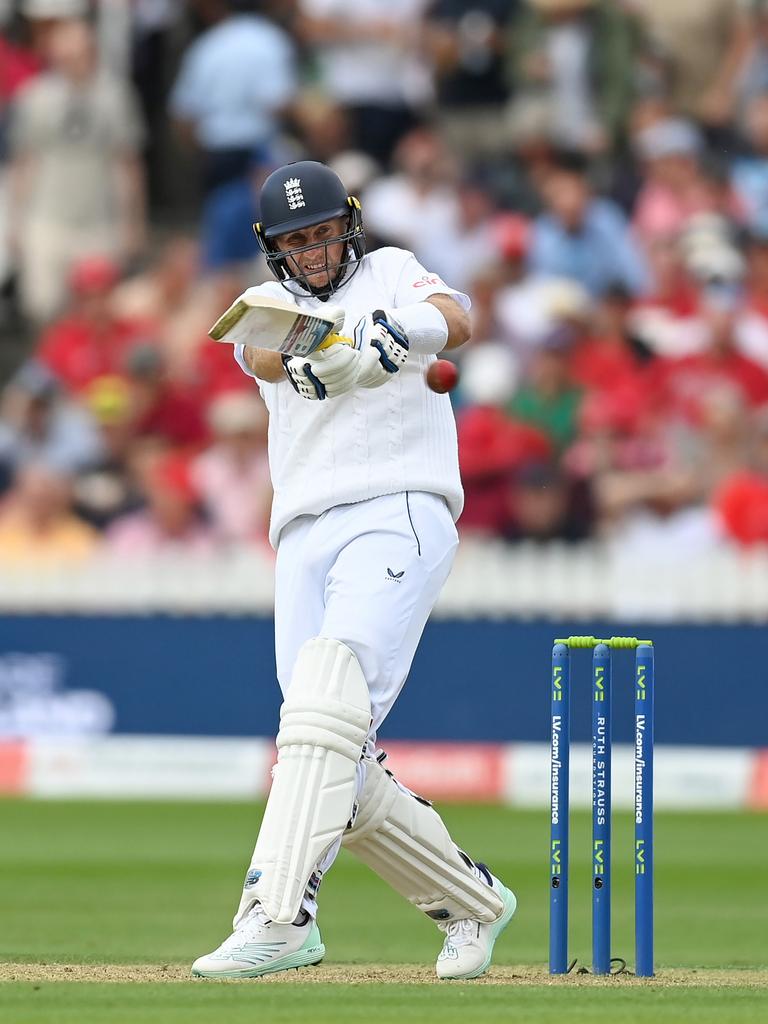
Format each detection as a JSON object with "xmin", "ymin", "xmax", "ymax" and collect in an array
[
  {"xmin": 191, "ymin": 903, "xmax": 325, "ymax": 979},
  {"xmin": 436, "ymin": 876, "xmax": 517, "ymax": 980}
]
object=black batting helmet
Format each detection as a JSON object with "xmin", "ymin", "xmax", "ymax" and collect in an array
[{"xmin": 253, "ymin": 161, "xmax": 365, "ymax": 298}]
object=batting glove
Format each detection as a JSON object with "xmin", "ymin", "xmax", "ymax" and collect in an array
[
  {"xmin": 353, "ymin": 310, "xmax": 409, "ymax": 389},
  {"xmin": 282, "ymin": 343, "xmax": 360, "ymax": 401}
]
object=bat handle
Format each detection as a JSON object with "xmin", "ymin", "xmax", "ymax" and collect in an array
[{"xmin": 316, "ymin": 333, "xmax": 355, "ymax": 351}]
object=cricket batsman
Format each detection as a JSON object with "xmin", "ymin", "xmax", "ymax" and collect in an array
[{"xmin": 192, "ymin": 160, "xmax": 516, "ymax": 980}]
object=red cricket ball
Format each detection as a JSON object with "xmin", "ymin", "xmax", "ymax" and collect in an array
[{"xmin": 425, "ymin": 359, "xmax": 459, "ymax": 394}]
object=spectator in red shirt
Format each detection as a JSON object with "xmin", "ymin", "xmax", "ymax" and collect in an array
[
  {"xmin": 629, "ymin": 234, "xmax": 707, "ymax": 358},
  {"xmin": 454, "ymin": 339, "xmax": 552, "ymax": 535},
  {"xmin": 124, "ymin": 344, "xmax": 209, "ymax": 450},
  {"xmin": 569, "ymin": 286, "xmax": 646, "ymax": 396},
  {"xmin": 647, "ymin": 290, "xmax": 768, "ymax": 423},
  {"xmin": 36, "ymin": 257, "xmax": 148, "ymax": 395},
  {"xmin": 457, "ymin": 404, "xmax": 552, "ymax": 536},
  {"xmin": 715, "ymin": 468, "xmax": 768, "ymax": 545},
  {"xmin": 713, "ymin": 406, "xmax": 768, "ymax": 545},
  {"xmin": 192, "ymin": 331, "xmax": 256, "ymax": 410},
  {"xmin": 0, "ymin": 32, "xmax": 41, "ymax": 101}
]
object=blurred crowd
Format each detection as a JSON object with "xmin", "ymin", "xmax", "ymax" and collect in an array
[{"xmin": 3, "ymin": 0, "xmax": 768, "ymax": 568}]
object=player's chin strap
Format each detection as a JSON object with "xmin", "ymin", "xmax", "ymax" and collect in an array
[
  {"xmin": 342, "ymin": 754, "xmax": 505, "ymax": 924},
  {"xmin": 235, "ymin": 638, "xmax": 371, "ymax": 925}
]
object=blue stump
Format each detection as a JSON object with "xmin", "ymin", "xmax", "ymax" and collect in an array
[
  {"xmin": 592, "ymin": 643, "xmax": 612, "ymax": 974},
  {"xmin": 549, "ymin": 642, "xmax": 571, "ymax": 973},
  {"xmin": 635, "ymin": 644, "xmax": 654, "ymax": 976}
]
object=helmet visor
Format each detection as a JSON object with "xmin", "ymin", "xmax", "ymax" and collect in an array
[{"xmin": 257, "ymin": 212, "xmax": 364, "ymax": 297}]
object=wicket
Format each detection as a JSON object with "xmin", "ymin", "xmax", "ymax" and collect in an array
[{"xmin": 549, "ymin": 635, "xmax": 655, "ymax": 977}]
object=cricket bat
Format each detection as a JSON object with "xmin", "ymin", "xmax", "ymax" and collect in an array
[{"xmin": 208, "ymin": 293, "xmax": 354, "ymax": 357}]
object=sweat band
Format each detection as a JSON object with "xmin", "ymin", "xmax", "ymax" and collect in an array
[{"xmin": 386, "ymin": 301, "xmax": 450, "ymax": 355}]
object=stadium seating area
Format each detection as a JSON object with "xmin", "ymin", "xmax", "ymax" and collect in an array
[{"xmin": 3, "ymin": 0, "xmax": 768, "ymax": 565}]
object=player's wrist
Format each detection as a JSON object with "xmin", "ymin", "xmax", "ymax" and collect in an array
[
  {"xmin": 384, "ymin": 302, "xmax": 449, "ymax": 355},
  {"xmin": 235, "ymin": 344, "xmax": 260, "ymax": 380}
]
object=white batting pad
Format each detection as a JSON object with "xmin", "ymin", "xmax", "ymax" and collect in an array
[
  {"xmin": 343, "ymin": 757, "xmax": 505, "ymax": 924},
  {"xmin": 238, "ymin": 638, "xmax": 371, "ymax": 924}
]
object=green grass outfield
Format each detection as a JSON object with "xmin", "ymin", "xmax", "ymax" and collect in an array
[{"xmin": 0, "ymin": 799, "xmax": 766, "ymax": 1023}]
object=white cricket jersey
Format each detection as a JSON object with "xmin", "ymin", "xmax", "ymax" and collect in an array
[{"xmin": 233, "ymin": 246, "xmax": 467, "ymax": 547}]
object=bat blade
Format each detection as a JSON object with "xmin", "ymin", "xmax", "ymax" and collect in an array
[{"xmin": 209, "ymin": 293, "xmax": 344, "ymax": 357}]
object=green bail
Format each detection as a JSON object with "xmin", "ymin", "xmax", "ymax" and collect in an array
[{"xmin": 553, "ymin": 636, "xmax": 653, "ymax": 649}]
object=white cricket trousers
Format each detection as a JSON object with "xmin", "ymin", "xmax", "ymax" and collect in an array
[{"xmin": 274, "ymin": 491, "xmax": 459, "ymax": 741}]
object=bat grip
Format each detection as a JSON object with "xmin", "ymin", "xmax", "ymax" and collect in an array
[{"xmin": 316, "ymin": 333, "xmax": 355, "ymax": 351}]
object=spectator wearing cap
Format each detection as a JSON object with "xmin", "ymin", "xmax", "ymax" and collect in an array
[
  {"xmin": 495, "ymin": 273, "xmax": 591, "ymax": 366},
  {"xmin": 8, "ymin": 18, "xmax": 146, "ymax": 323},
  {"xmin": 105, "ymin": 450, "xmax": 216, "ymax": 557},
  {"xmin": 0, "ymin": 360, "xmax": 103, "ymax": 491},
  {"xmin": 17, "ymin": 0, "xmax": 89, "ymax": 59},
  {"xmin": 506, "ymin": 322, "xmax": 584, "ymax": 450},
  {"xmin": 36, "ymin": 256, "xmax": 147, "ymax": 394},
  {"xmin": 456, "ymin": 341, "xmax": 552, "ymax": 536},
  {"xmin": 72, "ymin": 374, "xmax": 142, "ymax": 530},
  {"xmin": 628, "ymin": 232, "xmax": 710, "ymax": 359},
  {"xmin": 19, "ymin": 1, "xmax": 89, "ymax": 41},
  {"xmin": 0, "ymin": 462, "xmax": 98, "ymax": 566},
  {"xmin": 169, "ymin": 0, "xmax": 296, "ymax": 195},
  {"xmin": 191, "ymin": 391, "xmax": 271, "ymax": 544},
  {"xmin": 528, "ymin": 150, "xmax": 649, "ymax": 297},
  {"xmin": 631, "ymin": 118, "xmax": 731, "ymax": 249}
]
